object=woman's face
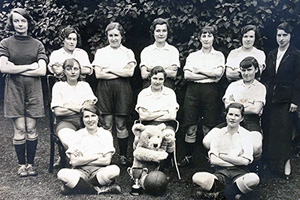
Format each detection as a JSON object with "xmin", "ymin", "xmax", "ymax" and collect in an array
[
  {"xmin": 226, "ymin": 107, "xmax": 243, "ymax": 128},
  {"xmin": 64, "ymin": 62, "xmax": 80, "ymax": 82},
  {"xmin": 63, "ymin": 33, "xmax": 77, "ymax": 52},
  {"xmin": 200, "ymin": 32, "xmax": 214, "ymax": 49},
  {"xmin": 242, "ymin": 30, "xmax": 255, "ymax": 50},
  {"xmin": 240, "ymin": 65, "xmax": 257, "ymax": 84},
  {"xmin": 12, "ymin": 13, "xmax": 28, "ymax": 36},
  {"xmin": 154, "ymin": 24, "xmax": 168, "ymax": 43},
  {"xmin": 150, "ymin": 72, "xmax": 165, "ymax": 91},
  {"xmin": 107, "ymin": 28, "xmax": 122, "ymax": 49},
  {"xmin": 277, "ymin": 29, "xmax": 291, "ymax": 49},
  {"xmin": 82, "ymin": 110, "xmax": 99, "ymax": 131}
]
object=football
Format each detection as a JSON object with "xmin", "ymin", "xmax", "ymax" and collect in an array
[{"xmin": 144, "ymin": 171, "xmax": 168, "ymax": 196}]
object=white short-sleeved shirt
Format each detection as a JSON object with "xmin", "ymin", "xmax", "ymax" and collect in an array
[
  {"xmin": 135, "ymin": 86, "xmax": 179, "ymax": 121},
  {"xmin": 67, "ymin": 127, "xmax": 115, "ymax": 157},
  {"xmin": 223, "ymin": 79, "xmax": 266, "ymax": 115},
  {"xmin": 183, "ymin": 48, "xmax": 225, "ymax": 83},
  {"xmin": 48, "ymin": 48, "xmax": 91, "ymax": 73},
  {"xmin": 51, "ymin": 81, "xmax": 97, "ymax": 110},
  {"xmin": 140, "ymin": 42, "xmax": 180, "ymax": 69},
  {"xmin": 92, "ymin": 45, "xmax": 136, "ymax": 70},
  {"xmin": 226, "ymin": 46, "xmax": 266, "ymax": 72},
  {"xmin": 205, "ymin": 126, "xmax": 254, "ymax": 163}
]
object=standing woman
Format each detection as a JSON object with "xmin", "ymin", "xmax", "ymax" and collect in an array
[
  {"xmin": 0, "ymin": 8, "xmax": 48, "ymax": 177},
  {"xmin": 140, "ymin": 18, "xmax": 180, "ymax": 89},
  {"xmin": 48, "ymin": 26, "xmax": 92, "ymax": 77},
  {"xmin": 261, "ymin": 22, "xmax": 300, "ymax": 178},
  {"xmin": 226, "ymin": 25, "xmax": 266, "ymax": 82},
  {"xmin": 92, "ymin": 22, "xmax": 136, "ymax": 166}
]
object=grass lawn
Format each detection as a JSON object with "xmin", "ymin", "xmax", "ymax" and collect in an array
[{"xmin": 0, "ymin": 98, "xmax": 300, "ymax": 200}]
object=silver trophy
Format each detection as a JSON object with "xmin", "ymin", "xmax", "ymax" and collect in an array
[{"xmin": 127, "ymin": 167, "xmax": 148, "ymax": 195}]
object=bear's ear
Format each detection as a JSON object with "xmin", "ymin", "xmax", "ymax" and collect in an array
[
  {"xmin": 157, "ymin": 123, "xmax": 166, "ymax": 131},
  {"xmin": 132, "ymin": 123, "xmax": 146, "ymax": 137}
]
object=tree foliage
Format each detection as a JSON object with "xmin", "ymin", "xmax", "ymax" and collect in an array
[{"xmin": 1, "ymin": 0, "xmax": 300, "ymax": 73}]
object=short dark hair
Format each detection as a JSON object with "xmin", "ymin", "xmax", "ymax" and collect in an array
[
  {"xmin": 60, "ymin": 58, "xmax": 82, "ymax": 82},
  {"xmin": 80, "ymin": 104, "xmax": 102, "ymax": 127},
  {"xmin": 226, "ymin": 102, "xmax": 245, "ymax": 117},
  {"xmin": 240, "ymin": 25, "xmax": 260, "ymax": 45},
  {"xmin": 148, "ymin": 66, "xmax": 167, "ymax": 80},
  {"xmin": 59, "ymin": 25, "xmax": 81, "ymax": 46},
  {"xmin": 150, "ymin": 18, "xmax": 171, "ymax": 38},
  {"xmin": 105, "ymin": 22, "xmax": 125, "ymax": 42},
  {"xmin": 7, "ymin": 8, "xmax": 35, "ymax": 32},
  {"xmin": 277, "ymin": 22, "xmax": 293, "ymax": 34},
  {"xmin": 240, "ymin": 56, "xmax": 260, "ymax": 78},
  {"xmin": 200, "ymin": 25, "xmax": 216, "ymax": 37}
]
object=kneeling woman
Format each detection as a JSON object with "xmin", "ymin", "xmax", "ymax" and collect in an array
[
  {"xmin": 192, "ymin": 103, "xmax": 260, "ymax": 200},
  {"xmin": 51, "ymin": 58, "xmax": 97, "ymax": 148},
  {"xmin": 57, "ymin": 104, "xmax": 121, "ymax": 195}
]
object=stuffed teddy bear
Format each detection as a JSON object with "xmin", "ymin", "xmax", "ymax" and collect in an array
[{"xmin": 131, "ymin": 123, "xmax": 169, "ymax": 169}]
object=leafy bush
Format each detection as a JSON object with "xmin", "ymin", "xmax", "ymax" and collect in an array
[{"xmin": 1, "ymin": 0, "xmax": 300, "ymax": 87}]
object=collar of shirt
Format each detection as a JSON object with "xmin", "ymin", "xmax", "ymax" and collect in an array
[
  {"xmin": 152, "ymin": 42, "xmax": 171, "ymax": 51},
  {"xmin": 143, "ymin": 86, "xmax": 169, "ymax": 98},
  {"xmin": 61, "ymin": 47, "xmax": 81, "ymax": 55},
  {"xmin": 236, "ymin": 79, "xmax": 259, "ymax": 89},
  {"xmin": 198, "ymin": 47, "xmax": 218, "ymax": 55},
  {"xmin": 107, "ymin": 44, "xmax": 126, "ymax": 51}
]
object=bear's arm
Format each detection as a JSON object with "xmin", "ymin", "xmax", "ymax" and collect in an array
[{"xmin": 133, "ymin": 147, "xmax": 168, "ymax": 163}]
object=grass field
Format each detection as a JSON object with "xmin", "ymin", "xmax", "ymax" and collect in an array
[{"xmin": 0, "ymin": 98, "xmax": 300, "ymax": 200}]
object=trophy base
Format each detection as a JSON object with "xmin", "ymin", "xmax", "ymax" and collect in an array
[{"xmin": 130, "ymin": 187, "xmax": 143, "ymax": 196}]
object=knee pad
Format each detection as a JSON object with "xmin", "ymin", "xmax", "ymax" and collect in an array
[
  {"xmin": 116, "ymin": 127, "xmax": 128, "ymax": 138},
  {"xmin": 26, "ymin": 127, "xmax": 38, "ymax": 141},
  {"xmin": 192, "ymin": 172, "xmax": 217, "ymax": 191},
  {"xmin": 57, "ymin": 168, "xmax": 81, "ymax": 188},
  {"xmin": 185, "ymin": 125, "xmax": 197, "ymax": 143},
  {"xmin": 96, "ymin": 165, "xmax": 120, "ymax": 185},
  {"xmin": 235, "ymin": 173, "xmax": 260, "ymax": 194}
]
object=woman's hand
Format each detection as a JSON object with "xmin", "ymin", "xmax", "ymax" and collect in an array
[{"xmin": 289, "ymin": 103, "xmax": 298, "ymax": 112}]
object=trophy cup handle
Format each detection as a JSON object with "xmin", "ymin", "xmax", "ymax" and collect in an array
[
  {"xmin": 143, "ymin": 168, "xmax": 148, "ymax": 174},
  {"xmin": 127, "ymin": 167, "xmax": 133, "ymax": 178}
]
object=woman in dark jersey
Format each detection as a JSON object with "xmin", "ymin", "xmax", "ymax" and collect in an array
[{"xmin": 0, "ymin": 8, "xmax": 48, "ymax": 177}]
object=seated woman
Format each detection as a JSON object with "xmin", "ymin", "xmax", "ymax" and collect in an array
[
  {"xmin": 135, "ymin": 66, "xmax": 179, "ymax": 164},
  {"xmin": 192, "ymin": 103, "xmax": 260, "ymax": 200},
  {"xmin": 223, "ymin": 57, "xmax": 266, "ymax": 160},
  {"xmin": 51, "ymin": 58, "xmax": 97, "ymax": 149},
  {"xmin": 57, "ymin": 104, "xmax": 121, "ymax": 195},
  {"xmin": 48, "ymin": 26, "xmax": 92, "ymax": 77}
]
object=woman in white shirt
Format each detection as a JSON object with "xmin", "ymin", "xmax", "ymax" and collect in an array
[
  {"xmin": 226, "ymin": 25, "xmax": 266, "ymax": 82},
  {"xmin": 92, "ymin": 22, "xmax": 137, "ymax": 166}
]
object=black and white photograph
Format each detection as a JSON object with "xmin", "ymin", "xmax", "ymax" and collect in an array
[{"xmin": 0, "ymin": 0, "xmax": 300, "ymax": 199}]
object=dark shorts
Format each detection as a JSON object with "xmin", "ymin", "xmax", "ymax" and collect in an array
[
  {"xmin": 4, "ymin": 75, "xmax": 45, "ymax": 118},
  {"xmin": 183, "ymin": 82, "xmax": 220, "ymax": 127},
  {"xmin": 96, "ymin": 78, "xmax": 133, "ymax": 115},
  {"xmin": 214, "ymin": 166, "xmax": 249, "ymax": 185},
  {"xmin": 56, "ymin": 115, "xmax": 82, "ymax": 133}
]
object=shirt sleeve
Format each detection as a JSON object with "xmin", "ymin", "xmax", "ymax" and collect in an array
[
  {"xmin": 51, "ymin": 82, "xmax": 64, "ymax": 109},
  {"xmin": 0, "ymin": 39, "xmax": 9, "ymax": 58},
  {"xmin": 82, "ymin": 82, "xmax": 97, "ymax": 103},
  {"xmin": 240, "ymin": 131, "xmax": 254, "ymax": 163},
  {"xmin": 92, "ymin": 49, "xmax": 102, "ymax": 67},
  {"xmin": 37, "ymin": 41, "xmax": 48, "ymax": 63},
  {"xmin": 222, "ymin": 83, "xmax": 235, "ymax": 102}
]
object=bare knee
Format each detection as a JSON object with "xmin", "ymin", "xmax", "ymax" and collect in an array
[
  {"xmin": 192, "ymin": 172, "xmax": 217, "ymax": 191},
  {"xmin": 13, "ymin": 119, "xmax": 26, "ymax": 144},
  {"xmin": 57, "ymin": 169, "xmax": 81, "ymax": 188},
  {"xmin": 185, "ymin": 125, "xmax": 197, "ymax": 143},
  {"xmin": 235, "ymin": 173, "xmax": 260, "ymax": 194}
]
